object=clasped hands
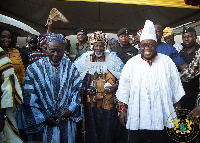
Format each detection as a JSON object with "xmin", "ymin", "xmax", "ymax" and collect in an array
[
  {"xmin": 94, "ymin": 84, "xmax": 118, "ymax": 101},
  {"xmin": 45, "ymin": 109, "xmax": 72, "ymax": 127}
]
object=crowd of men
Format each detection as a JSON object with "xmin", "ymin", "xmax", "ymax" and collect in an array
[{"xmin": 0, "ymin": 18, "xmax": 199, "ymax": 143}]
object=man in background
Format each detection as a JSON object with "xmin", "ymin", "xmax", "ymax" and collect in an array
[
  {"xmin": 163, "ymin": 27, "xmax": 183, "ymax": 52},
  {"xmin": 111, "ymin": 28, "xmax": 138, "ymax": 64},
  {"xmin": 70, "ymin": 28, "xmax": 91, "ymax": 62},
  {"xmin": 179, "ymin": 27, "xmax": 200, "ymax": 111}
]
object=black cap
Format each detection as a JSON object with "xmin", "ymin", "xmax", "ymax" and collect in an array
[
  {"xmin": 75, "ymin": 28, "xmax": 87, "ymax": 35},
  {"xmin": 117, "ymin": 28, "xmax": 129, "ymax": 37},
  {"xmin": 182, "ymin": 26, "xmax": 196, "ymax": 34}
]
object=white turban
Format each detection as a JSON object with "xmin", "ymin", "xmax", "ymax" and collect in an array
[{"xmin": 140, "ymin": 20, "xmax": 157, "ymax": 42}]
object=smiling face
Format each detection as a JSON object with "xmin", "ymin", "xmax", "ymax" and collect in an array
[
  {"xmin": 47, "ymin": 41, "xmax": 65, "ymax": 67},
  {"xmin": 139, "ymin": 39, "xmax": 158, "ymax": 60},
  {"xmin": 93, "ymin": 41, "xmax": 105, "ymax": 57},
  {"xmin": 0, "ymin": 30, "xmax": 12, "ymax": 48}
]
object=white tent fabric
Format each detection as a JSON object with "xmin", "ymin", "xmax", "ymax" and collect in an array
[{"xmin": 0, "ymin": 14, "xmax": 40, "ymax": 35}]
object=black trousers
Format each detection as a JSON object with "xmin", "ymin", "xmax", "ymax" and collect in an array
[{"xmin": 127, "ymin": 129, "xmax": 175, "ymax": 143}]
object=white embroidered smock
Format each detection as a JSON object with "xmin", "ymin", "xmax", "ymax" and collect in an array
[
  {"xmin": 74, "ymin": 51, "xmax": 124, "ymax": 80},
  {"xmin": 116, "ymin": 53, "xmax": 185, "ymax": 130}
]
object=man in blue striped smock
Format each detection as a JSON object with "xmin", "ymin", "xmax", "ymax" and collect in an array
[
  {"xmin": 0, "ymin": 47, "xmax": 23, "ymax": 143},
  {"xmin": 18, "ymin": 33, "xmax": 82, "ymax": 143}
]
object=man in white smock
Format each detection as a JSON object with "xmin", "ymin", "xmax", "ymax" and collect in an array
[{"xmin": 116, "ymin": 20, "xmax": 185, "ymax": 143}]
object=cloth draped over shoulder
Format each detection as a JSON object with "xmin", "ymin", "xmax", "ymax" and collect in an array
[
  {"xmin": 74, "ymin": 51, "xmax": 124, "ymax": 80},
  {"xmin": 5, "ymin": 48, "xmax": 26, "ymax": 87},
  {"xmin": 116, "ymin": 54, "xmax": 185, "ymax": 130},
  {"xmin": 19, "ymin": 57, "xmax": 82, "ymax": 132},
  {"xmin": 0, "ymin": 47, "xmax": 23, "ymax": 143}
]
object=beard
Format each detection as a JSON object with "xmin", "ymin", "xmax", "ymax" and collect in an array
[
  {"xmin": 95, "ymin": 51, "xmax": 104, "ymax": 58},
  {"xmin": 50, "ymin": 60, "xmax": 61, "ymax": 67}
]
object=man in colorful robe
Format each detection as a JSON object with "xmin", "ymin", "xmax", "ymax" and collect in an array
[
  {"xmin": 0, "ymin": 47, "xmax": 23, "ymax": 143},
  {"xmin": 19, "ymin": 33, "xmax": 82, "ymax": 143},
  {"xmin": 74, "ymin": 31, "xmax": 124, "ymax": 143}
]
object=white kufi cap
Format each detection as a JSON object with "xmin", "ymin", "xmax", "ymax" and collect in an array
[{"xmin": 140, "ymin": 20, "xmax": 157, "ymax": 42}]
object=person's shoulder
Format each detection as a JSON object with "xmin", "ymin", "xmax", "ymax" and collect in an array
[
  {"xmin": 107, "ymin": 51, "xmax": 122, "ymax": 61},
  {"xmin": 12, "ymin": 48, "xmax": 21, "ymax": 54},
  {"xmin": 158, "ymin": 42, "xmax": 172, "ymax": 48},
  {"xmin": 158, "ymin": 42, "xmax": 177, "ymax": 52},
  {"xmin": 158, "ymin": 53, "xmax": 171, "ymax": 59},
  {"xmin": 129, "ymin": 45, "xmax": 138, "ymax": 53},
  {"xmin": 126, "ymin": 54, "xmax": 141, "ymax": 64},
  {"xmin": 75, "ymin": 51, "xmax": 92, "ymax": 61},
  {"xmin": 174, "ymin": 42, "xmax": 182, "ymax": 47},
  {"xmin": 111, "ymin": 45, "xmax": 120, "ymax": 52},
  {"xmin": 70, "ymin": 43, "xmax": 78, "ymax": 49},
  {"xmin": 157, "ymin": 53, "xmax": 175, "ymax": 64},
  {"xmin": 30, "ymin": 57, "xmax": 46, "ymax": 66},
  {"xmin": 84, "ymin": 41, "xmax": 90, "ymax": 47}
]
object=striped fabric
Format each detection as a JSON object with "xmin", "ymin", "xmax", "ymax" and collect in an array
[
  {"xmin": 28, "ymin": 51, "xmax": 46, "ymax": 65},
  {"xmin": 19, "ymin": 57, "xmax": 82, "ymax": 143},
  {"xmin": 4, "ymin": 48, "xmax": 25, "ymax": 87},
  {"xmin": 0, "ymin": 47, "xmax": 23, "ymax": 143}
]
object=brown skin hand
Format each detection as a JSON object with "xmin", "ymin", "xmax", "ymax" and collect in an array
[
  {"xmin": 61, "ymin": 109, "xmax": 72, "ymax": 119},
  {"xmin": 119, "ymin": 112, "xmax": 127, "ymax": 126}
]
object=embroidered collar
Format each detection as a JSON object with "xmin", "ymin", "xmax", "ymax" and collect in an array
[
  {"xmin": 141, "ymin": 52, "xmax": 158, "ymax": 66},
  {"xmin": 90, "ymin": 53, "xmax": 106, "ymax": 62}
]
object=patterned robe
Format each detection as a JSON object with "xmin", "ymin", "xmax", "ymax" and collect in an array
[
  {"xmin": 19, "ymin": 57, "xmax": 82, "ymax": 143},
  {"xmin": 0, "ymin": 47, "xmax": 23, "ymax": 143},
  {"xmin": 74, "ymin": 51, "xmax": 124, "ymax": 143},
  {"xmin": 4, "ymin": 48, "xmax": 25, "ymax": 87}
]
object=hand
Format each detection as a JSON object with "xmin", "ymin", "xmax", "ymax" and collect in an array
[
  {"xmin": 61, "ymin": 109, "xmax": 72, "ymax": 119},
  {"xmin": 0, "ymin": 114, "xmax": 5, "ymax": 132},
  {"xmin": 188, "ymin": 106, "xmax": 200, "ymax": 123},
  {"xmin": 45, "ymin": 114, "xmax": 59, "ymax": 127},
  {"xmin": 119, "ymin": 112, "xmax": 127, "ymax": 126},
  {"xmin": 105, "ymin": 84, "xmax": 118, "ymax": 93},
  {"xmin": 94, "ymin": 93, "xmax": 104, "ymax": 101},
  {"xmin": 80, "ymin": 87, "xmax": 85, "ymax": 95},
  {"xmin": 191, "ymin": 106, "xmax": 200, "ymax": 116},
  {"xmin": 173, "ymin": 101, "xmax": 181, "ymax": 110},
  {"xmin": 45, "ymin": 17, "xmax": 53, "ymax": 27}
]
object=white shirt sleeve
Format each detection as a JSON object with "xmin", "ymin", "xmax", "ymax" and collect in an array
[{"xmin": 116, "ymin": 60, "xmax": 132, "ymax": 104}]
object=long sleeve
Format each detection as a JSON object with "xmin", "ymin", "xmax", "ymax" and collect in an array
[{"xmin": 180, "ymin": 48, "xmax": 200, "ymax": 82}]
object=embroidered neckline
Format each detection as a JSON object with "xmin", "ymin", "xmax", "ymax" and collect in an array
[{"xmin": 141, "ymin": 52, "xmax": 158, "ymax": 66}]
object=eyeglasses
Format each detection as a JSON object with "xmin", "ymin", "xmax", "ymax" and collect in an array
[{"xmin": 139, "ymin": 43, "xmax": 156, "ymax": 49}]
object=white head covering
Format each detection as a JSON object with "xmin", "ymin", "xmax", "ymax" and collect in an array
[{"xmin": 140, "ymin": 20, "xmax": 157, "ymax": 42}]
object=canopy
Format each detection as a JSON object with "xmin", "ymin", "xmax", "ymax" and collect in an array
[
  {"xmin": 0, "ymin": 0, "xmax": 199, "ymax": 36},
  {"xmin": 64, "ymin": 0, "xmax": 200, "ymax": 9}
]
